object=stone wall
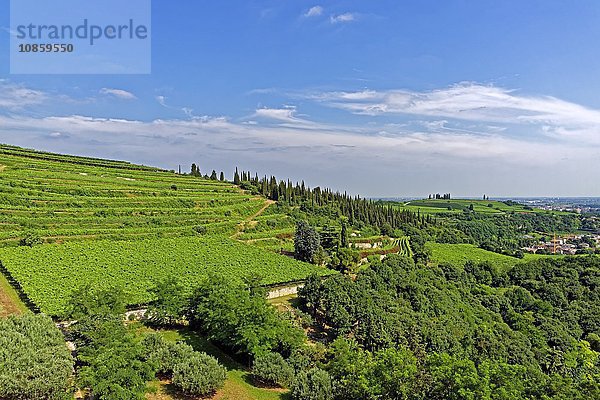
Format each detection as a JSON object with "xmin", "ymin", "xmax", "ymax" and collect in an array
[{"xmin": 267, "ymin": 284, "xmax": 304, "ymax": 299}]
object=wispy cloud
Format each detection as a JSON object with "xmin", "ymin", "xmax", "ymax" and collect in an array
[
  {"xmin": 99, "ymin": 88, "xmax": 137, "ymax": 100},
  {"xmin": 0, "ymin": 80, "xmax": 48, "ymax": 110},
  {"xmin": 310, "ymin": 83, "xmax": 600, "ymax": 144},
  {"xmin": 1, "ymin": 26, "xmax": 18, "ymax": 37},
  {"xmin": 155, "ymin": 95, "xmax": 168, "ymax": 107},
  {"xmin": 0, "ymin": 107, "xmax": 586, "ymax": 168},
  {"xmin": 182, "ymin": 107, "xmax": 195, "ymax": 118},
  {"xmin": 253, "ymin": 106, "xmax": 300, "ymax": 122},
  {"xmin": 155, "ymin": 95, "xmax": 201, "ymax": 119},
  {"xmin": 330, "ymin": 13, "xmax": 355, "ymax": 24},
  {"xmin": 247, "ymin": 88, "xmax": 278, "ymax": 95},
  {"xmin": 304, "ymin": 6, "xmax": 323, "ymax": 17}
]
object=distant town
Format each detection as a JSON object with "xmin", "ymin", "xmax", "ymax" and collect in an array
[
  {"xmin": 508, "ymin": 198, "xmax": 600, "ymax": 255},
  {"xmin": 521, "ymin": 233, "xmax": 600, "ymax": 255},
  {"xmin": 501, "ymin": 197, "xmax": 600, "ymax": 214}
]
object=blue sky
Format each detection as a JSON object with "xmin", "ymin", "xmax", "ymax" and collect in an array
[{"xmin": 1, "ymin": 0, "xmax": 600, "ymax": 197}]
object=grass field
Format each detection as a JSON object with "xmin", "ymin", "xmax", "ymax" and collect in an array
[
  {"xmin": 0, "ymin": 145, "xmax": 336, "ymax": 316},
  {"xmin": 426, "ymin": 242, "xmax": 551, "ymax": 271}
]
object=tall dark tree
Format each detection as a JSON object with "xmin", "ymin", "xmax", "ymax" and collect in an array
[
  {"xmin": 219, "ymin": 171, "xmax": 225, "ymax": 181},
  {"xmin": 294, "ymin": 221, "xmax": 321, "ymax": 263},
  {"xmin": 229, "ymin": 171, "xmax": 432, "ymax": 230},
  {"xmin": 340, "ymin": 219, "xmax": 349, "ymax": 248},
  {"xmin": 191, "ymin": 163, "xmax": 201, "ymax": 177}
]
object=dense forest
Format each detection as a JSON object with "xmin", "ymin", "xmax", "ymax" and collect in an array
[{"xmin": 297, "ymin": 254, "xmax": 600, "ymax": 399}]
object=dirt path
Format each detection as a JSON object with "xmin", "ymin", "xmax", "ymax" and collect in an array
[
  {"xmin": 231, "ymin": 199, "xmax": 275, "ymax": 240},
  {"xmin": 0, "ymin": 272, "xmax": 26, "ymax": 317}
]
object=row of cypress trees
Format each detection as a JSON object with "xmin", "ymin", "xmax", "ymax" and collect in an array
[{"xmin": 232, "ymin": 168, "xmax": 433, "ymax": 229}]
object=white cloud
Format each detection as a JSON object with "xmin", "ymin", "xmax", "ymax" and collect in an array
[
  {"xmin": 0, "ymin": 110, "xmax": 586, "ymax": 167},
  {"xmin": 155, "ymin": 95, "xmax": 168, "ymax": 107},
  {"xmin": 0, "ymin": 80, "xmax": 48, "ymax": 110},
  {"xmin": 330, "ymin": 13, "xmax": 355, "ymax": 23},
  {"xmin": 182, "ymin": 107, "xmax": 195, "ymax": 118},
  {"xmin": 99, "ymin": 88, "xmax": 137, "ymax": 100},
  {"xmin": 253, "ymin": 106, "xmax": 299, "ymax": 122},
  {"xmin": 155, "ymin": 96, "xmax": 199, "ymax": 119},
  {"xmin": 311, "ymin": 83, "xmax": 600, "ymax": 144},
  {"xmin": 1, "ymin": 27, "xmax": 19, "ymax": 37},
  {"xmin": 304, "ymin": 6, "xmax": 323, "ymax": 17}
]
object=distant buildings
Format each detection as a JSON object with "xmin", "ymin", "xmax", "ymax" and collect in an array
[{"xmin": 522, "ymin": 234, "xmax": 600, "ymax": 255}]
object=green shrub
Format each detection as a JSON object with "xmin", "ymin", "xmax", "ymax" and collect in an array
[
  {"xmin": 193, "ymin": 225, "xmax": 207, "ymax": 235},
  {"xmin": 252, "ymin": 352, "xmax": 294, "ymax": 387},
  {"xmin": 143, "ymin": 335, "xmax": 195, "ymax": 375},
  {"xmin": 291, "ymin": 368, "xmax": 333, "ymax": 400},
  {"xmin": 0, "ymin": 314, "xmax": 74, "ymax": 400},
  {"xmin": 19, "ymin": 232, "xmax": 42, "ymax": 247},
  {"xmin": 172, "ymin": 352, "xmax": 227, "ymax": 396}
]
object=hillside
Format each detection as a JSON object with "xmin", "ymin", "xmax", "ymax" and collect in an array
[
  {"xmin": 0, "ymin": 145, "xmax": 262, "ymax": 243},
  {"xmin": 0, "ymin": 145, "xmax": 332, "ymax": 315}
]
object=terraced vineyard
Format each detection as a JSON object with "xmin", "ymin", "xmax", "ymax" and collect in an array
[
  {"xmin": 0, "ymin": 146, "xmax": 268, "ymax": 244},
  {"xmin": 395, "ymin": 237, "xmax": 413, "ymax": 257},
  {"xmin": 0, "ymin": 236, "xmax": 333, "ymax": 315},
  {"xmin": 349, "ymin": 235, "xmax": 413, "ymax": 260},
  {"xmin": 235, "ymin": 207, "xmax": 296, "ymax": 253},
  {"xmin": 0, "ymin": 145, "xmax": 333, "ymax": 315}
]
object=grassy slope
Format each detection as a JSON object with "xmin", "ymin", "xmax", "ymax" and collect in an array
[
  {"xmin": 235, "ymin": 207, "xmax": 296, "ymax": 253},
  {"xmin": 0, "ymin": 145, "xmax": 333, "ymax": 316},
  {"xmin": 426, "ymin": 242, "xmax": 552, "ymax": 271}
]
